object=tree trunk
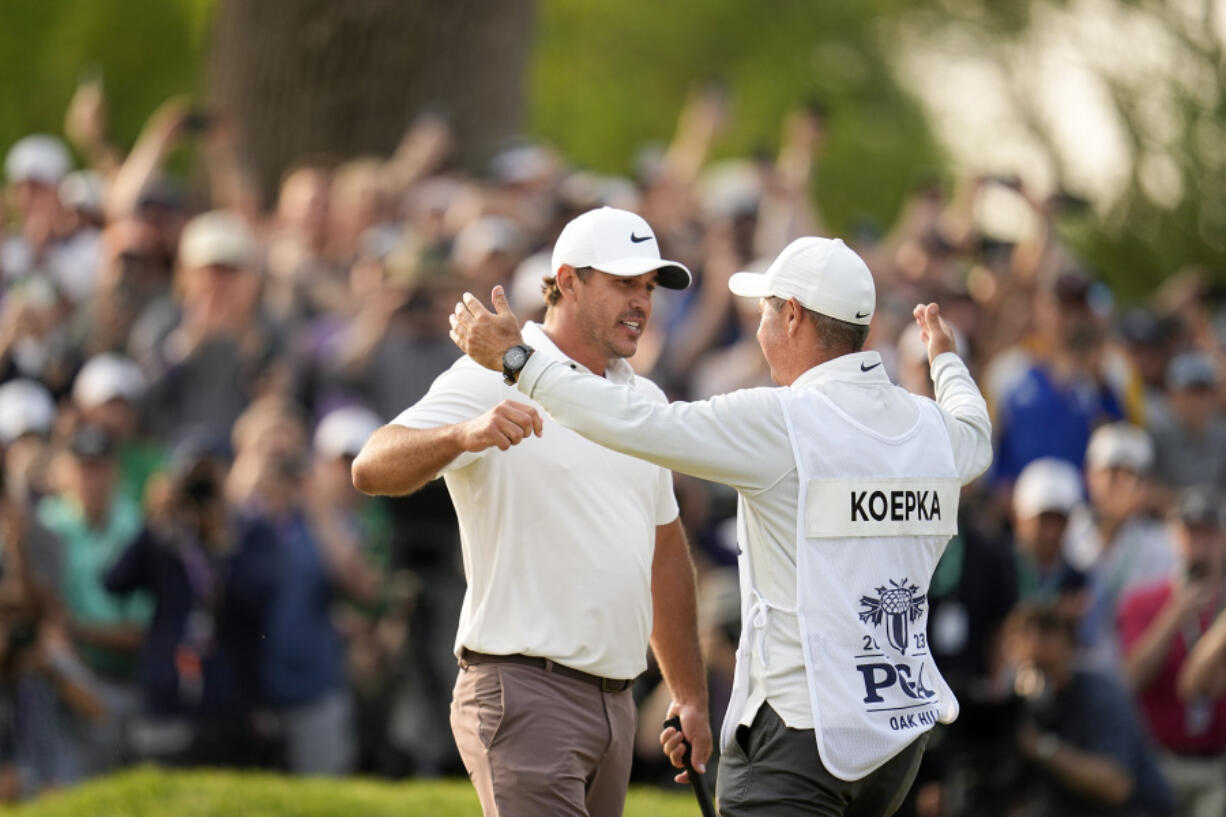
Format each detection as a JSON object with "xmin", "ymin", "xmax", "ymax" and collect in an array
[{"xmin": 208, "ymin": 0, "xmax": 534, "ymax": 204}]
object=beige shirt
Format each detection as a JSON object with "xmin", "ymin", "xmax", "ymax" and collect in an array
[
  {"xmin": 518, "ymin": 349, "xmax": 992, "ymax": 729},
  {"xmin": 394, "ymin": 322, "xmax": 679, "ymax": 679}
]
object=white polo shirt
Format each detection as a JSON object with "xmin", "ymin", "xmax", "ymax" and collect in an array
[
  {"xmin": 393, "ymin": 322, "xmax": 679, "ymax": 679},
  {"xmin": 517, "ymin": 349, "xmax": 992, "ymax": 730}
]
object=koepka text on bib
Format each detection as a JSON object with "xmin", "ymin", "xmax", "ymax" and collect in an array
[{"xmin": 804, "ymin": 478, "xmax": 961, "ymax": 538}]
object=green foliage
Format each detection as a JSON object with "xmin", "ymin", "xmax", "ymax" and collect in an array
[
  {"xmin": 532, "ymin": 0, "xmax": 944, "ymax": 234},
  {"xmin": 1, "ymin": 767, "xmax": 697, "ymax": 817},
  {"xmin": 0, "ymin": 0, "xmax": 207, "ymax": 155}
]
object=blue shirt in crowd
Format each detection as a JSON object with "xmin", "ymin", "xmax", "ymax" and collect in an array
[
  {"xmin": 994, "ymin": 364, "xmax": 1123, "ymax": 483},
  {"xmin": 260, "ymin": 510, "xmax": 343, "ymax": 708}
]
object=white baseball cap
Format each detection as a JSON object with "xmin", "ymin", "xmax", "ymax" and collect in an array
[
  {"xmin": 5, "ymin": 134, "xmax": 72, "ymax": 186},
  {"xmin": 73, "ymin": 354, "xmax": 147, "ymax": 410},
  {"xmin": 728, "ymin": 236, "xmax": 876, "ymax": 325},
  {"xmin": 314, "ymin": 406, "xmax": 382, "ymax": 459},
  {"xmin": 1086, "ymin": 422, "xmax": 1154, "ymax": 473},
  {"xmin": 551, "ymin": 207, "xmax": 691, "ymax": 290},
  {"xmin": 0, "ymin": 379, "xmax": 55, "ymax": 444},
  {"xmin": 59, "ymin": 170, "xmax": 105, "ymax": 214},
  {"xmin": 179, "ymin": 210, "xmax": 255, "ymax": 269},
  {"xmin": 1014, "ymin": 458, "xmax": 1084, "ymax": 519}
]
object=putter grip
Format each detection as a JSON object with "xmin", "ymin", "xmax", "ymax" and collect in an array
[{"xmin": 663, "ymin": 716, "xmax": 718, "ymax": 817}]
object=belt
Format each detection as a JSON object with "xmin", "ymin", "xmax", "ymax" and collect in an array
[{"xmin": 458, "ymin": 649, "xmax": 633, "ymax": 693}]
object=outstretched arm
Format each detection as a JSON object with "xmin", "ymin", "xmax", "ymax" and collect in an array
[
  {"xmin": 913, "ymin": 303, "xmax": 993, "ymax": 483},
  {"xmin": 352, "ymin": 402, "xmax": 543, "ymax": 497},
  {"xmin": 450, "ymin": 288, "xmax": 789, "ymax": 493}
]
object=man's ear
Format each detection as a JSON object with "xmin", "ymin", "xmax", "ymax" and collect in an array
[
  {"xmin": 784, "ymin": 297, "xmax": 805, "ymax": 338},
  {"xmin": 556, "ymin": 264, "xmax": 578, "ymax": 300}
]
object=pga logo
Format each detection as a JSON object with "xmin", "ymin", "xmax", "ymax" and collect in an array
[{"xmin": 856, "ymin": 661, "xmax": 937, "ymax": 704}]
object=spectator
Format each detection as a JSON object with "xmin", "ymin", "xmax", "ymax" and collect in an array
[
  {"xmin": 71, "ymin": 353, "xmax": 165, "ymax": 503},
  {"xmin": 990, "ymin": 273, "xmax": 1126, "ymax": 484},
  {"xmin": 1067, "ymin": 422, "xmax": 1175, "ymax": 671},
  {"xmin": 228, "ymin": 398, "xmax": 371, "ymax": 775},
  {"xmin": 1008, "ymin": 602, "xmax": 1173, "ymax": 817},
  {"xmin": 36, "ymin": 424, "xmax": 150, "ymax": 778},
  {"xmin": 104, "ymin": 437, "xmax": 274, "ymax": 767},
  {"xmin": 1012, "ymin": 457, "xmax": 1088, "ymax": 607},
  {"xmin": 1119, "ymin": 486, "xmax": 1226, "ymax": 817},
  {"xmin": 131, "ymin": 210, "xmax": 281, "ymax": 441},
  {"xmin": 73, "ymin": 216, "xmax": 172, "ymax": 358},
  {"xmin": 0, "ymin": 379, "xmax": 57, "ymax": 504},
  {"xmin": 2, "ymin": 135, "xmax": 79, "ymax": 296},
  {"xmin": 1149, "ymin": 352, "xmax": 1226, "ymax": 491}
]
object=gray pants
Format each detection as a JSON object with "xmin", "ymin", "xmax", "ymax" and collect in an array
[
  {"xmin": 450, "ymin": 661, "xmax": 635, "ymax": 817},
  {"xmin": 716, "ymin": 704, "xmax": 929, "ymax": 817},
  {"xmin": 279, "ymin": 688, "xmax": 356, "ymax": 776}
]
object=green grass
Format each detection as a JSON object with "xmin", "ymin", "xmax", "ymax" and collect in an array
[{"xmin": 2, "ymin": 767, "xmax": 699, "ymax": 817}]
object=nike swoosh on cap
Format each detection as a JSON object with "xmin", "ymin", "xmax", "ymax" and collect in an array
[
  {"xmin": 630, "ymin": 233, "xmax": 653, "ymax": 243},
  {"xmin": 860, "ymin": 362, "xmax": 881, "ymax": 372},
  {"xmin": 855, "ymin": 311, "xmax": 871, "ymax": 319}
]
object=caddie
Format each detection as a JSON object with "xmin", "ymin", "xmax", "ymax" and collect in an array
[{"xmin": 450, "ymin": 235, "xmax": 993, "ymax": 816}]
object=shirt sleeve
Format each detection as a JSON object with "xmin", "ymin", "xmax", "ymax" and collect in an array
[
  {"xmin": 655, "ymin": 467, "xmax": 680, "ymax": 525},
  {"xmin": 930, "ymin": 352, "xmax": 994, "ymax": 484},
  {"xmin": 103, "ymin": 529, "xmax": 154, "ymax": 595},
  {"xmin": 518, "ymin": 355, "xmax": 791, "ymax": 494},
  {"xmin": 391, "ymin": 359, "xmax": 502, "ymax": 474}
]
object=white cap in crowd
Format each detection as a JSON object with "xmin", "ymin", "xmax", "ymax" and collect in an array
[
  {"xmin": 179, "ymin": 210, "xmax": 255, "ymax": 269},
  {"xmin": 314, "ymin": 406, "xmax": 383, "ymax": 460},
  {"xmin": 0, "ymin": 379, "xmax": 56, "ymax": 445},
  {"xmin": 59, "ymin": 170, "xmax": 105, "ymax": 214},
  {"xmin": 1014, "ymin": 457, "xmax": 1084, "ymax": 520},
  {"xmin": 452, "ymin": 216, "xmax": 523, "ymax": 270},
  {"xmin": 1085, "ymin": 422, "xmax": 1154, "ymax": 473},
  {"xmin": 509, "ymin": 251, "xmax": 552, "ymax": 314},
  {"xmin": 1166, "ymin": 351, "xmax": 1217, "ymax": 391},
  {"xmin": 551, "ymin": 207, "xmax": 691, "ymax": 290},
  {"xmin": 73, "ymin": 354, "xmax": 148, "ymax": 410},
  {"xmin": 729, "ymin": 236, "xmax": 876, "ymax": 326},
  {"xmin": 5, "ymin": 134, "xmax": 72, "ymax": 186}
]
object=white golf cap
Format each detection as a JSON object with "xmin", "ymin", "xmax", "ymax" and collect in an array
[
  {"xmin": 5, "ymin": 134, "xmax": 72, "ymax": 186},
  {"xmin": 314, "ymin": 405, "xmax": 382, "ymax": 459},
  {"xmin": 551, "ymin": 207, "xmax": 691, "ymax": 290},
  {"xmin": 1014, "ymin": 457, "xmax": 1084, "ymax": 519},
  {"xmin": 0, "ymin": 379, "xmax": 55, "ymax": 445},
  {"xmin": 728, "ymin": 236, "xmax": 876, "ymax": 325},
  {"xmin": 1086, "ymin": 422, "xmax": 1154, "ymax": 473},
  {"xmin": 59, "ymin": 170, "xmax": 105, "ymax": 213},
  {"xmin": 73, "ymin": 354, "xmax": 147, "ymax": 410},
  {"xmin": 179, "ymin": 210, "xmax": 255, "ymax": 269}
]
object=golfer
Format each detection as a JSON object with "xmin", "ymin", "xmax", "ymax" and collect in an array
[
  {"xmin": 451, "ymin": 236, "xmax": 993, "ymax": 816},
  {"xmin": 352, "ymin": 206, "xmax": 711, "ymax": 817}
]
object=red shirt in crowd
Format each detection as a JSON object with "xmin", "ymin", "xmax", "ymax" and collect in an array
[{"xmin": 1118, "ymin": 580, "xmax": 1226, "ymax": 755}]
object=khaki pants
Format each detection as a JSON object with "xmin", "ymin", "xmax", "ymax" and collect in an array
[
  {"xmin": 1159, "ymin": 751, "xmax": 1226, "ymax": 817},
  {"xmin": 450, "ymin": 661, "xmax": 636, "ymax": 817}
]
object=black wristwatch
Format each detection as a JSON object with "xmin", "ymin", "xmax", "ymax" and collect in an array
[{"xmin": 502, "ymin": 344, "xmax": 535, "ymax": 385}]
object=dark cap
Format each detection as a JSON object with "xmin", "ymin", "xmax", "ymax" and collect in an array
[
  {"xmin": 1117, "ymin": 308, "xmax": 1163, "ymax": 347},
  {"xmin": 69, "ymin": 424, "xmax": 115, "ymax": 461},
  {"xmin": 1052, "ymin": 271, "xmax": 1092, "ymax": 305},
  {"xmin": 167, "ymin": 425, "xmax": 232, "ymax": 483},
  {"xmin": 1173, "ymin": 485, "xmax": 1224, "ymax": 529}
]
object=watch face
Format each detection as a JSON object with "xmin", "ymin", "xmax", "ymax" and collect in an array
[{"xmin": 505, "ymin": 346, "xmax": 528, "ymax": 369}]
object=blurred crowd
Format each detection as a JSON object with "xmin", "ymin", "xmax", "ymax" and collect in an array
[{"xmin": 1, "ymin": 80, "xmax": 1226, "ymax": 817}]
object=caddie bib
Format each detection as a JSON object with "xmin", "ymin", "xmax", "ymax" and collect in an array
[{"xmin": 775, "ymin": 386, "xmax": 960, "ymax": 780}]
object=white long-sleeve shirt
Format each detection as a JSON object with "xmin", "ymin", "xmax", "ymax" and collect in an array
[{"xmin": 518, "ymin": 348, "xmax": 992, "ymax": 729}]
